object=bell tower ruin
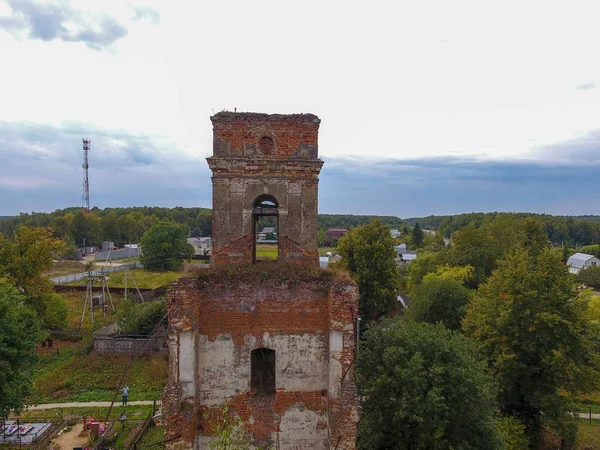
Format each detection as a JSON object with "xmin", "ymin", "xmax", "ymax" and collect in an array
[
  {"xmin": 208, "ymin": 112, "xmax": 323, "ymax": 265},
  {"xmin": 162, "ymin": 112, "xmax": 359, "ymax": 450}
]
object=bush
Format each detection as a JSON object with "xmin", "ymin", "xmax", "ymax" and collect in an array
[{"xmin": 118, "ymin": 298, "xmax": 166, "ymax": 335}]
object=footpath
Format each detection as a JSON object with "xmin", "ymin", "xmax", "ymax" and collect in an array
[{"xmin": 24, "ymin": 400, "xmax": 156, "ymax": 410}]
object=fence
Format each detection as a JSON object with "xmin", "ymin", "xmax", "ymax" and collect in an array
[
  {"xmin": 95, "ymin": 248, "xmax": 141, "ymax": 261},
  {"xmin": 50, "ymin": 262, "xmax": 142, "ymax": 285},
  {"xmin": 93, "ymin": 335, "xmax": 167, "ymax": 355},
  {"xmin": 0, "ymin": 411, "xmax": 67, "ymax": 449}
]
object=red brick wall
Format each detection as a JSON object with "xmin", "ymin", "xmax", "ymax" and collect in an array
[{"xmin": 163, "ymin": 275, "xmax": 359, "ymax": 449}]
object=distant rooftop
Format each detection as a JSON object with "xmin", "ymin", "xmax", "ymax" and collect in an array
[{"xmin": 567, "ymin": 252, "xmax": 596, "ymax": 269}]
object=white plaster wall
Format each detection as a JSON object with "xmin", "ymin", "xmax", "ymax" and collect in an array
[
  {"xmin": 328, "ymin": 331, "xmax": 343, "ymax": 399},
  {"xmin": 197, "ymin": 333, "xmax": 250, "ymax": 405},
  {"xmin": 278, "ymin": 405, "xmax": 329, "ymax": 449},
  {"xmin": 179, "ymin": 330, "xmax": 195, "ymax": 398},
  {"xmin": 196, "ymin": 332, "xmax": 328, "ymax": 406}
]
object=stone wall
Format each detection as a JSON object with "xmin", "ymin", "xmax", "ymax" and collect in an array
[{"xmin": 162, "ymin": 272, "xmax": 359, "ymax": 449}]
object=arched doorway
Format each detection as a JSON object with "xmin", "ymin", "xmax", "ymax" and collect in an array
[{"xmin": 253, "ymin": 195, "xmax": 279, "ymax": 262}]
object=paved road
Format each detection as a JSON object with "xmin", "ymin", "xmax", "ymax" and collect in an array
[
  {"xmin": 577, "ymin": 412, "xmax": 600, "ymax": 420},
  {"xmin": 24, "ymin": 401, "xmax": 157, "ymax": 410}
]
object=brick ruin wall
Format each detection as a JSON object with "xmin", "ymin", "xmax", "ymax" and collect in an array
[
  {"xmin": 162, "ymin": 276, "xmax": 360, "ymax": 449},
  {"xmin": 207, "ymin": 113, "xmax": 323, "ymax": 266}
]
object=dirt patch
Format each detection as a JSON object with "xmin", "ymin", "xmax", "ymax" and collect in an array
[{"xmin": 50, "ymin": 422, "xmax": 90, "ymax": 450}]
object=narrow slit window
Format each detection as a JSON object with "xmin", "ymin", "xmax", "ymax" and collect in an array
[{"xmin": 250, "ymin": 348, "xmax": 276, "ymax": 394}]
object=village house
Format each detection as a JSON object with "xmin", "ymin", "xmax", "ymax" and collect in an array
[{"xmin": 567, "ymin": 252, "xmax": 600, "ymax": 274}]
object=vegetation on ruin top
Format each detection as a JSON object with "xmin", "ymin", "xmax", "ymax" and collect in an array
[{"xmin": 185, "ymin": 261, "xmax": 352, "ymax": 286}]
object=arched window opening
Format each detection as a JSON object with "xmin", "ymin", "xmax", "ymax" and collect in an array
[
  {"xmin": 251, "ymin": 348, "xmax": 276, "ymax": 395},
  {"xmin": 253, "ymin": 195, "xmax": 279, "ymax": 262}
]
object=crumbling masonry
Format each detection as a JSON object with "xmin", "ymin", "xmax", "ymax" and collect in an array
[{"xmin": 162, "ymin": 112, "xmax": 359, "ymax": 449}]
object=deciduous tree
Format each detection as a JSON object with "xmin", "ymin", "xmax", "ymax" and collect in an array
[
  {"xmin": 139, "ymin": 222, "xmax": 195, "ymax": 271},
  {"xmin": 0, "ymin": 279, "xmax": 43, "ymax": 419},
  {"xmin": 406, "ymin": 273, "xmax": 472, "ymax": 330},
  {"xmin": 337, "ymin": 220, "xmax": 399, "ymax": 321},
  {"xmin": 464, "ymin": 248, "xmax": 600, "ymax": 448},
  {"xmin": 356, "ymin": 319, "xmax": 502, "ymax": 450}
]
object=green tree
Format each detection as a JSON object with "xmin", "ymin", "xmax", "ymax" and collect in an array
[
  {"xmin": 71, "ymin": 210, "xmax": 103, "ymax": 247},
  {"xmin": 0, "ymin": 226, "xmax": 67, "ymax": 328},
  {"xmin": 464, "ymin": 248, "xmax": 600, "ymax": 448},
  {"xmin": 406, "ymin": 273, "xmax": 472, "ymax": 330},
  {"xmin": 0, "ymin": 279, "xmax": 44, "ymax": 419},
  {"xmin": 447, "ymin": 224, "xmax": 498, "ymax": 287},
  {"xmin": 337, "ymin": 220, "xmax": 399, "ymax": 321},
  {"xmin": 139, "ymin": 222, "xmax": 195, "ymax": 271},
  {"xmin": 356, "ymin": 319, "xmax": 502, "ymax": 450},
  {"xmin": 411, "ymin": 222, "xmax": 424, "ymax": 247},
  {"xmin": 579, "ymin": 266, "xmax": 600, "ymax": 290}
]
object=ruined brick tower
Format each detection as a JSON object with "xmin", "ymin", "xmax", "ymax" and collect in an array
[
  {"xmin": 208, "ymin": 112, "xmax": 323, "ymax": 265},
  {"xmin": 163, "ymin": 112, "xmax": 359, "ymax": 450}
]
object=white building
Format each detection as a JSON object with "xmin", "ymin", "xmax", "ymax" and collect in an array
[{"xmin": 566, "ymin": 252, "xmax": 600, "ymax": 274}]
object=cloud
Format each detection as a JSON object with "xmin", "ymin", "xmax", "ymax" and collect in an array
[
  {"xmin": 131, "ymin": 5, "xmax": 159, "ymax": 25},
  {"xmin": 0, "ymin": 121, "xmax": 599, "ymax": 218},
  {"xmin": 575, "ymin": 81, "xmax": 596, "ymax": 91},
  {"xmin": 0, "ymin": 121, "xmax": 211, "ymax": 214},
  {"xmin": 0, "ymin": 0, "xmax": 127, "ymax": 50},
  {"xmin": 533, "ymin": 129, "xmax": 600, "ymax": 164}
]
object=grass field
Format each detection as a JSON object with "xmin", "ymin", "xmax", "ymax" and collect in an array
[
  {"xmin": 60, "ymin": 291, "xmax": 125, "ymax": 331},
  {"xmin": 43, "ymin": 260, "xmax": 87, "ymax": 278},
  {"xmin": 33, "ymin": 338, "xmax": 167, "ymax": 403},
  {"xmin": 256, "ymin": 243, "xmax": 278, "ymax": 260},
  {"xmin": 318, "ymin": 247, "xmax": 336, "ymax": 256},
  {"xmin": 67, "ymin": 268, "xmax": 183, "ymax": 289},
  {"xmin": 576, "ymin": 419, "xmax": 600, "ymax": 449}
]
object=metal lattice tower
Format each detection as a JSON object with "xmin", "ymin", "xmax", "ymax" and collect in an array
[{"xmin": 82, "ymin": 138, "xmax": 91, "ymax": 212}]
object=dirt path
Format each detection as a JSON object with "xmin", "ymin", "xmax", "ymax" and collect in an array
[
  {"xmin": 50, "ymin": 422, "xmax": 90, "ymax": 450},
  {"xmin": 26, "ymin": 400, "xmax": 155, "ymax": 410}
]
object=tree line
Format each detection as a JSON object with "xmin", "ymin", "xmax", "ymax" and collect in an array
[
  {"xmin": 0, "ymin": 207, "xmax": 404, "ymax": 250},
  {"xmin": 336, "ymin": 216, "xmax": 600, "ymax": 449},
  {"xmin": 403, "ymin": 212, "xmax": 600, "ymax": 246}
]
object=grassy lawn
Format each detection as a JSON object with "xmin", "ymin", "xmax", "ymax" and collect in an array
[
  {"xmin": 67, "ymin": 268, "xmax": 183, "ymax": 289},
  {"xmin": 318, "ymin": 247, "xmax": 336, "ymax": 256},
  {"xmin": 43, "ymin": 260, "xmax": 87, "ymax": 278},
  {"xmin": 14, "ymin": 404, "xmax": 155, "ymax": 422},
  {"xmin": 60, "ymin": 291, "xmax": 125, "ymax": 331},
  {"xmin": 33, "ymin": 338, "xmax": 167, "ymax": 403},
  {"xmin": 576, "ymin": 419, "xmax": 600, "ymax": 449},
  {"xmin": 256, "ymin": 243, "xmax": 278, "ymax": 260}
]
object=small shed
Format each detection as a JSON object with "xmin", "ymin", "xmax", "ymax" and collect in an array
[{"xmin": 567, "ymin": 252, "xmax": 600, "ymax": 274}]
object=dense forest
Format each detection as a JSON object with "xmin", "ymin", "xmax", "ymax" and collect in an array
[
  {"xmin": 405, "ymin": 212, "xmax": 600, "ymax": 246},
  {"xmin": 1, "ymin": 207, "xmax": 599, "ymax": 248},
  {"xmin": 0, "ymin": 207, "xmax": 404, "ymax": 249}
]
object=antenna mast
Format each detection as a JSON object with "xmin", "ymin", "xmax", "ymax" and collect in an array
[{"xmin": 82, "ymin": 138, "xmax": 91, "ymax": 212}]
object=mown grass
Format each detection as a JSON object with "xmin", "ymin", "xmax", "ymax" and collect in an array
[
  {"xmin": 33, "ymin": 338, "xmax": 167, "ymax": 403},
  {"xmin": 14, "ymin": 404, "xmax": 155, "ymax": 422},
  {"xmin": 67, "ymin": 269, "xmax": 182, "ymax": 289},
  {"xmin": 318, "ymin": 247, "xmax": 336, "ymax": 256},
  {"xmin": 576, "ymin": 419, "xmax": 600, "ymax": 449},
  {"xmin": 255, "ymin": 243, "xmax": 278, "ymax": 260}
]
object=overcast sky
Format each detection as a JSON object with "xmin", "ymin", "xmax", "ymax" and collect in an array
[{"xmin": 1, "ymin": 0, "xmax": 599, "ymax": 218}]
